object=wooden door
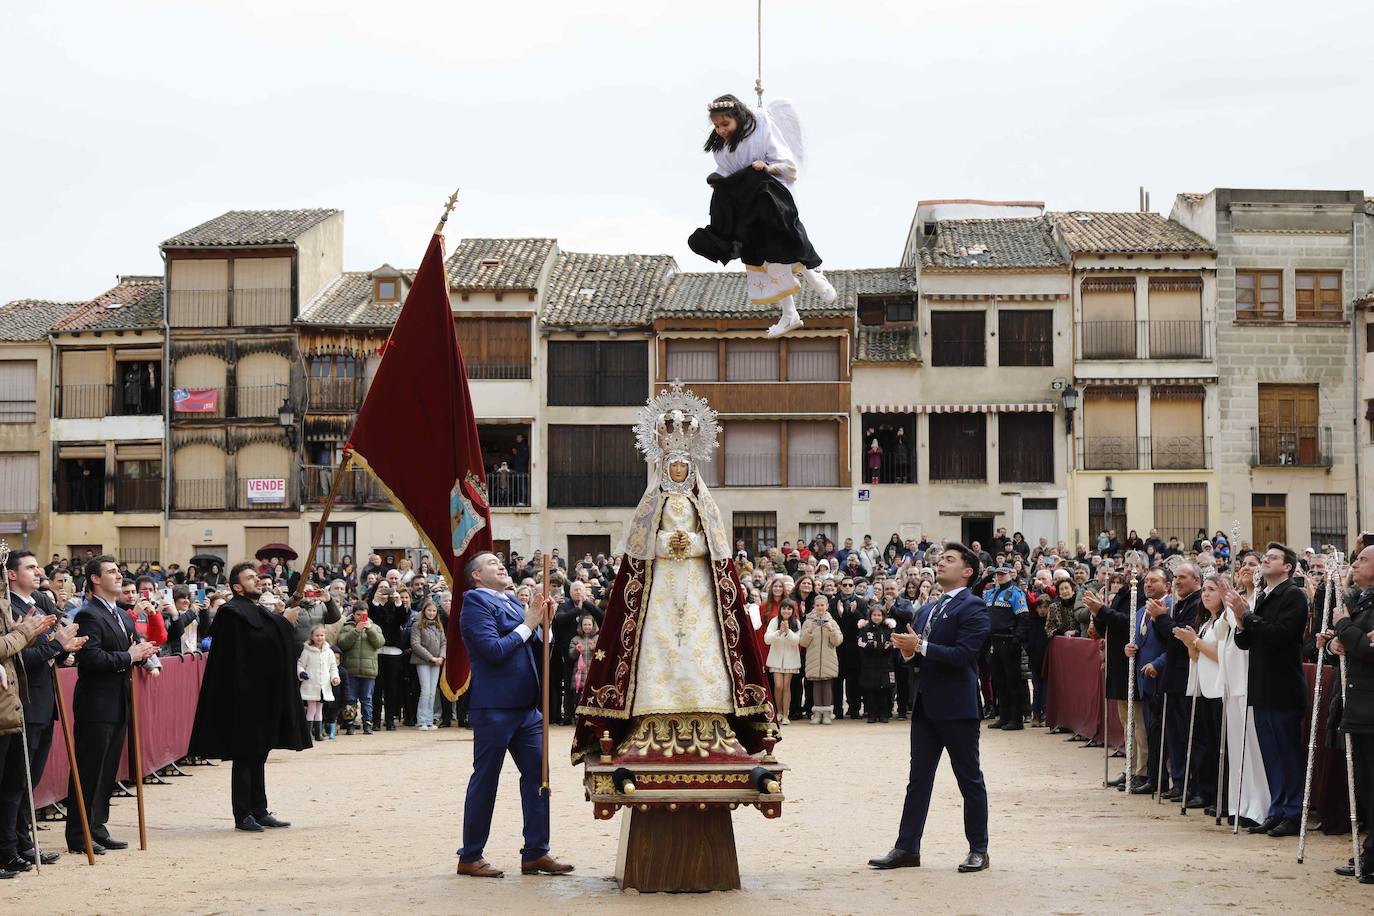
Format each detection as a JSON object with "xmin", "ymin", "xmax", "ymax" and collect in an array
[
  {"xmin": 1252, "ymin": 494, "xmax": 1287, "ymax": 546},
  {"xmin": 1258, "ymin": 384, "xmax": 1318, "ymax": 464},
  {"xmin": 567, "ymin": 534, "xmax": 612, "ymax": 566}
]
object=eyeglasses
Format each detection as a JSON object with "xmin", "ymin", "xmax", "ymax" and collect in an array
[{"xmin": 840, "ymin": 582, "xmax": 854, "ymax": 588}]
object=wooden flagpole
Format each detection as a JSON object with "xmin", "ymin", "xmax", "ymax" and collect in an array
[
  {"xmin": 128, "ymin": 670, "xmax": 148, "ymax": 850},
  {"xmin": 289, "ymin": 451, "xmax": 355, "ymax": 607},
  {"xmin": 541, "ymin": 553, "xmax": 552, "ymax": 795},
  {"xmin": 54, "ymin": 673, "xmax": 96, "ymax": 864}
]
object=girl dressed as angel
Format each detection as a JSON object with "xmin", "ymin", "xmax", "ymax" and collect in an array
[{"xmin": 688, "ymin": 93, "xmax": 835, "ymax": 338}]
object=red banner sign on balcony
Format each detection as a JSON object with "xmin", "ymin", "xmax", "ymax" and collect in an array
[{"xmin": 172, "ymin": 387, "xmax": 219, "ymax": 413}]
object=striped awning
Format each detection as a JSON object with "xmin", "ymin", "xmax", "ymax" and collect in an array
[
  {"xmin": 858, "ymin": 402, "xmax": 1058, "ymax": 414},
  {"xmin": 1075, "ymin": 376, "xmax": 1217, "ymax": 386},
  {"xmin": 923, "ymin": 292, "xmax": 1067, "ymax": 301}
]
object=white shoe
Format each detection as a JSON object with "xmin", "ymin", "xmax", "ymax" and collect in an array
[
  {"xmin": 781, "ymin": 717, "xmax": 790, "ymax": 726},
  {"xmin": 767, "ymin": 311, "xmax": 804, "ymax": 339},
  {"xmin": 802, "ymin": 268, "xmax": 837, "ymax": 303}
]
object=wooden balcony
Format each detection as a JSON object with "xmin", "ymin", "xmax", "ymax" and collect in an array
[{"xmin": 670, "ymin": 381, "xmax": 850, "ymax": 415}]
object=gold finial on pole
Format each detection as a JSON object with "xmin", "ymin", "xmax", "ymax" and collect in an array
[{"xmin": 434, "ymin": 188, "xmax": 460, "ymax": 235}]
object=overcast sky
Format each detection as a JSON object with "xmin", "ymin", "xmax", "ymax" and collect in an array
[{"xmin": 3, "ymin": 0, "xmax": 1372, "ymax": 304}]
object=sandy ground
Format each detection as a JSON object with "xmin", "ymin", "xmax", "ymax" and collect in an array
[{"xmin": 4, "ymin": 717, "xmax": 1367, "ymax": 915}]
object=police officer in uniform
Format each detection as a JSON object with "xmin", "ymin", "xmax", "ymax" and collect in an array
[{"xmin": 983, "ymin": 566, "xmax": 1027, "ymax": 731}]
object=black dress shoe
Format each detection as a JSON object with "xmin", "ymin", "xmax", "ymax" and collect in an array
[
  {"xmin": 868, "ymin": 847, "xmax": 921, "ymax": 869},
  {"xmin": 1184, "ymin": 796, "xmax": 1206, "ymax": 810},
  {"xmin": 68, "ymin": 841, "xmax": 104, "ymax": 855},
  {"xmin": 0, "ymin": 868, "xmax": 17, "ymax": 879},
  {"xmin": 987, "ymin": 721, "xmax": 1005, "ymax": 729},
  {"xmin": 16, "ymin": 848, "xmax": 60, "ymax": 865},
  {"xmin": 1000, "ymin": 721, "xmax": 1024, "ymax": 731},
  {"xmin": 1129, "ymin": 781, "xmax": 1157, "ymax": 795},
  {"xmin": 0, "ymin": 857, "xmax": 31, "ymax": 873},
  {"xmin": 1267, "ymin": 817, "xmax": 1300, "ymax": 837},
  {"xmin": 1106, "ymin": 774, "xmax": 1127, "ymax": 788},
  {"xmin": 94, "ymin": 835, "xmax": 128, "ymax": 850},
  {"xmin": 1334, "ymin": 857, "xmax": 1360, "ymax": 877},
  {"xmin": 958, "ymin": 851, "xmax": 990, "ymax": 873},
  {"xmin": 256, "ymin": 813, "xmax": 291, "ymax": 828},
  {"xmin": 1248, "ymin": 815, "xmax": 1282, "ymax": 834},
  {"xmin": 1204, "ymin": 805, "xmax": 1217, "ymax": 817},
  {"xmin": 236, "ymin": 816, "xmax": 265, "ymax": 833},
  {"xmin": 1162, "ymin": 787, "xmax": 1184, "ymax": 802}
]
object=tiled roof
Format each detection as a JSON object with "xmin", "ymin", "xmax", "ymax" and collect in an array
[
  {"xmin": 50, "ymin": 277, "xmax": 164, "ymax": 333},
  {"xmin": 0, "ymin": 298, "xmax": 82, "ymax": 341},
  {"xmin": 855, "ymin": 326, "xmax": 919, "ymax": 362},
  {"xmin": 297, "ymin": 270, "xmax": 416, "ymax": 327},
  {"xmin": 542, "ymin": 252, "xmax": 677, "ymax": 328},
  {"xmin": 660, "ymin": 267, "xmax": 908, "ymax": 319},
  {"xmin": 162, "ymin": 209, "xmax": 339, "ymax": 248},
  {"xmin": 918, "ymin": 218, "xmax": 1067, "ymax": 270},
  {"xmin": 445, "ymin": 238, "xmax": 555, "ymax": 290},
  {"xmin": 1050, "ymin": 211, "xmax": 1214, "ymax": 254}
]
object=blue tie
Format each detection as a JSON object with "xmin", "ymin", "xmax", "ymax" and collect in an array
[{"xmin": 924, "ymin": 594, "xmax": 952, "ymax": 639}]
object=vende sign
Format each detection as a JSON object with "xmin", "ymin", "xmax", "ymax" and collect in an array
[{"xmin": 245, "ymin": 478, "xmax": 286, "ymax": 504}]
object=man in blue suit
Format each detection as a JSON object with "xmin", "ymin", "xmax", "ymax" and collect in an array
[
  {"xmin": 869, "ymin": 543, "xmax": 992, "ymax": 874},
  {"xmin": 1127, "ymin": 567, "xmax": 1173, "ymax": 796},
  {"xmin": 456, "ymin": 552, "xmax": 573, "ymax": 879}
]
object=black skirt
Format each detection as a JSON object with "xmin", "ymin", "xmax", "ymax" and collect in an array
[{"xmin": 689, "ymin": 166, "xmax": 822, "ymax": 269}]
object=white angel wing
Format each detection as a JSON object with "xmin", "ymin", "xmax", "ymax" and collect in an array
[{"xmin": 765, "ymin": 96, "xmax": 805, "ymax": 174}]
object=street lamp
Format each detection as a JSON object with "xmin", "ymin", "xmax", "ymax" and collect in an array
[
  {"xmin": 1061, "ymin": 384, "xmax": 1080, "ymax": 435},
  {"xmin": 278, "ymin": 397, "xmax": 297, "ymax": 449}
]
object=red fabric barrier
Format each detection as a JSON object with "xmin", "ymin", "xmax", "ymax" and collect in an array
[
  {"xmin": 35, "ymin": 654, "xmax": 207, "ymax": 809},
  {"xmin": 1043, "ymin": 636, "xmax": 1122, "ymax": 748},
  {"xmin": 1043, "ymin": 637, "xmax": 1349, "ymax": 834}
]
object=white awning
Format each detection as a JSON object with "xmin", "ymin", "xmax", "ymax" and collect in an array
[{"xmin": 857, "ymin": 402, "xmax": 1058, "ymax": 414}]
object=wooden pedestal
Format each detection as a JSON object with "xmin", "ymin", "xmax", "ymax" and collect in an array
[{"xmin": 615, "ymin": 806, "xmax": 740, "ymax": 892}]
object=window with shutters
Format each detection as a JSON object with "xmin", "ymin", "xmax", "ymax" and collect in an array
[
  {"xmin": 725, "ymin": 340, "xmax": 779, "ymax": 381},
  {"xmin": 998, "ymin": 413, "xmax": 1054, "ymax": 482},
  {"xmin": 1256, "ymin": 383, "xmax": 1323, "ymax": 466},
  {"xmin": 1088, "ymin": 496, "xmax": 1127, "ymax": 541},
  {"xmin": 664, "ymin": 340, "xmax": 718, "ymax": 381},
  {"xmin": 723, "ymin": 421, "xmax": 782, "ymax": 486},
  {"xmin": 0, "ymin": 453, "xmax": 39, "ymax": 514},
  {"xmin": 115, "ymin": 459, "xmax": 162, "ymax": 512},
  {"xmin": 308, "ymin": 355, "xmax": 360, "ymax": 410},
  {"xmin": 1236, "ymin": 270, "xmax": 1282, "ymax": 322},
  {"xmin": 0, "ymin": 361, "xmax": 37, "ymax": 423},
  {"xmin": 998, "ymin": 310, "xmax": 1053, "ymax": 367},
  {"xmin": 548, "ymin": 341, "xmax": 648, "ymax": 406},
  {"xmin": 548, "ymin": 425, "xmax": 642, "ymax": 507},
  {"xmin": 787, "ymin": 421, "xmax": 839, "ymax": 487},
  {"xmin": 1080, "ymin": 278, "xmax": 1136, "ymax": 358},
  {"xmin": 930, "ymin": 311, "xmax": 985, "ymax": 366},
  {"xmin": 732, "ymin": 511, "xmax": 778, "ymax": 556},
  {"xmin": 1295, "ymin": 271, "xmax": 1342, "ymax": 322},
  {"xmin": 453, "ymin": 317, "xmax": 531, "ymax": 379},
  {"xmin": 57, "ymin": 456, "xmax": 106, "ymax": 513},
  {"xmin": 1310, "ymin": 494, "xmax": 1347, "ymax": 553},
  {"xmin": 786, "ymin": 338, "xmax": 841, "ymax": 381},
  {"xmin": 1153, "ymin": 483, "xmax": 1207, "ymax": 545},
  {"xmin": 117, "ymin": 526, "xmax": 160, "ymax": 566},
  {"xmin": 929, "ymin": 413, "xmax": 986, "ymax": 481},
  {"xmin": 311, "ymin": 521, "xmax": 356, "ymax": 569}
]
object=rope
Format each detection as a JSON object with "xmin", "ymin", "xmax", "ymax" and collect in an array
[{"xmin": 755, "ymin": 0, "xmax": 763, "ymax": 106}]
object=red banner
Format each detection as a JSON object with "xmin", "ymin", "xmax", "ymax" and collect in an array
[{"xmin": 172, "ymin": 388, "xmax": 219, "ymax": 413}]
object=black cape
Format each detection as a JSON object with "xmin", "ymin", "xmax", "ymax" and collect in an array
[
  {"xmin": 189, "ymin": 596, "xmax": 310, "ymax": 760},
  {"xmin": 689, "ymin": 166, "xmax": 822, "ymax": 269}
]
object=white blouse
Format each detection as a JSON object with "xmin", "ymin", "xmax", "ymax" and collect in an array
[{"xmin": 711, "ymin": 106, "xmax": 798, "ymax": 187}]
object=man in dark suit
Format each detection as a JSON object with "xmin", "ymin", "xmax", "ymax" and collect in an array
[
  {"xmin": 189, "ymin": 562, "xmax": 310, "ymax": 832},
  {"xmin": 1129, "ymin": 567, "xmax": 1173, "ymax": 796},
  {"xmin": 1085, "ymin": 561, "xmax": 1147, "ymax": 790},
  {"xmin": 456, "ymin": 552, "xmax": 572, "ymax": 879},
  {"xmin": 66, "ymin": 555, "xmax": 159, "ymax": 854},
  {"xmin": 1229, "ymin": 541, "xmax": 1308, "ymax": 837},
  {"xmin": 5, "ymin": 550, "xmax": 85, "ymax": 866},
  {"xmin": 1325, "ymin": 543, "xmax": 1374, "ymax": 881},
  {"xmin": 835, "ymin": 575, "xmax": 868, "ymax": 719},
  {"xmin": 1155, "ymin": 562, "xmax": 1203, "ymax": 806},
  {"xmin": 869, "ymin": 542, "xmax": 992, "ymax": 873}
]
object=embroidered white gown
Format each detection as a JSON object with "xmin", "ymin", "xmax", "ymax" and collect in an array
[{"xmin": 629, "ymin": 493, "xmax": 734, "ymax": 715}]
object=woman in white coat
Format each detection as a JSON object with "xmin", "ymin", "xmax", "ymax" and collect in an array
[
  {"xmin": 298, "ymin": 624, "xmax": 341, "ymax": 742},
  {"xmin": 764, "ymin": 601, "xmax": 801, "ymax": 726},
  {"xmin": 1217, "ymin": 561, "xmax": 1271, "ymax": 826}
]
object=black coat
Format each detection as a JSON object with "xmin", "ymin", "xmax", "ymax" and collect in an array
[
  {"xmin": 1335, "ymin": 586, "xmax": 1374, "ymax": 734},
  {"xmin": 553, "ymin": 600, "xmax": 603, "ymax": 673},
  {"xmin": 856, "ymin": 624, "xmax": 894, "ymax": 690},
  {"xmin": 1155, "ymin": 589, "xmax": 1202, "ymax": 695},
  {"xmin": 189, "ymin": 596, "xmax": 310, "ymax": 760},
  {"xmin": 1093, "ymin": 581, "xmax": 1146, "ymax": 702},
  {"xmin": 14, "ymin": 590, "xmax": 67, "ymax": 723},
  {"xmin": 71, "ymin": 597, "xmax": 141, "ymax": 724},
  {"xmin": 1234, "ymin": 577, "xmax": 1308, "ymax": 710},
  {"xmin": 833, "ymin": 595, "xmax": 866, "ymax": 663}
]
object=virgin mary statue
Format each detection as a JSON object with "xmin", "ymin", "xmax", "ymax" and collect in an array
[{"xmin": 572, "ymin": 384, "xmax": 774, "ymax": 764}]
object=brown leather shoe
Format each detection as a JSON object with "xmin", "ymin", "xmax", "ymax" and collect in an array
[
  {"xmin": 521, "ymin": 854, "xmax": 575, "ymax": 875},
  {"xmin": 456, "ymin": 859, "xmax": 504, "ymax": 878}
]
